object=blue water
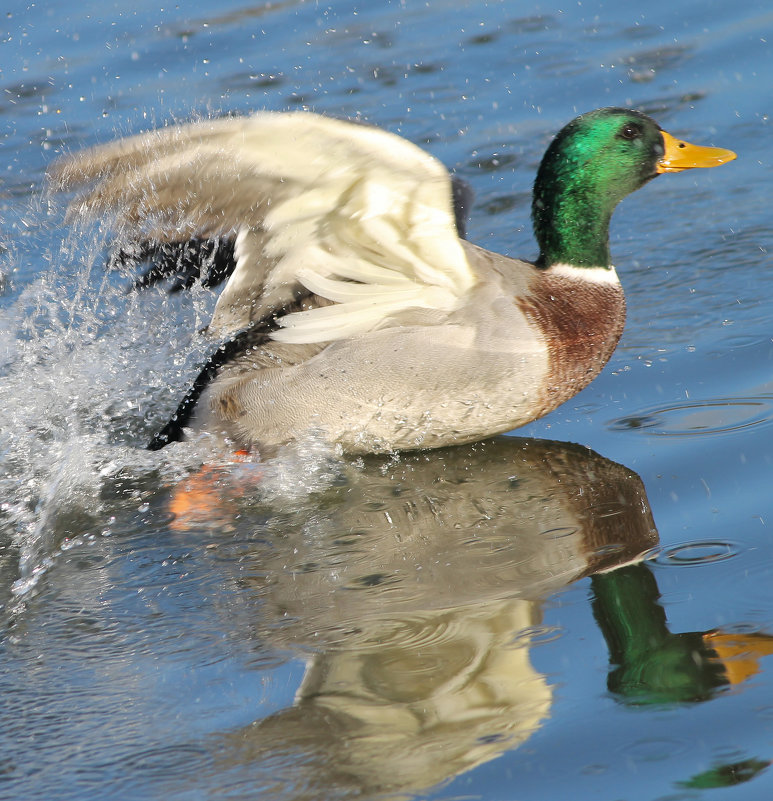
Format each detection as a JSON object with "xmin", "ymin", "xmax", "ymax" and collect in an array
[{"xmin": 2, "ymin": 1, "xmax": 773, "ymax": 799}]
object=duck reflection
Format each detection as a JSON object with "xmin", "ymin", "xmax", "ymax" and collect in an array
[
  {"xmin": 592, "ymin": 563, "xmax": 773, "ymax": 706},
  {"xmin": 202, "ymin": 437, "xmax": 772, "ymax": 798},
  {"xmin": 212, "ymin": 436, "xmax": 655, "ymax": 797}
]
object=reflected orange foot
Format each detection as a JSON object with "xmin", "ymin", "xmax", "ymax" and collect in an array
[
  {"xmin": 704, "ymin": 629, "xmax": 773, "ymax": 686},
  {"xmin": 169, "ymin": 450, "xmax": 260, "ymax": 530}
]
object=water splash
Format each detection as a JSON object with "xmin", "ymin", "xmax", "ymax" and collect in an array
[
  {"xmin": 0, "ymin": 215, "xmax": 224, "ymax": 608},
  {"xmin": 0, "ymin": 207, "xmax": 350, "ymax": 611}
]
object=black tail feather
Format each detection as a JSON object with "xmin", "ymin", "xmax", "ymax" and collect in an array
[
  {"xmin": 451, "ymin": 175, "xmax": 474, "ymax": 240},
  {"xmin": 147, "ymin": 292, "xmax": 315, "ymax": 450},
  {"xmin": 147, "ymin": 325, "xmax": 268, "ymax": 450},
  {"xmin": 110, "ymin": 237, "xmax": 237, "ymax": 293}
]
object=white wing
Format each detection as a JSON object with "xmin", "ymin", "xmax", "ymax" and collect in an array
[{"xmin": 50, "ymin": 111, "xmax": 476, "ymax": 342}]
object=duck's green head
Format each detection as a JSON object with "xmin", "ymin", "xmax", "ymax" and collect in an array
[{"xmin": 532, "ymin": 107, "xmax": 736, "ymax": 269}]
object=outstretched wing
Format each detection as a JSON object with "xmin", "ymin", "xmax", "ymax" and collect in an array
[{"xmin": 50, "ymin": 111, "xmax": 476, "ymax": 342}]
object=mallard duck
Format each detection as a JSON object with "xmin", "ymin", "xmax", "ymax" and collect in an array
[{"xmin": 49, "ymin": 108, "xmax": 735, "ymax": 455}]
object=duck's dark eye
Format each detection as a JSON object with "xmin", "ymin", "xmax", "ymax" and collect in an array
[{"xmin": 618, "ymin": 123, "xmax": 640, "ymax": 141}]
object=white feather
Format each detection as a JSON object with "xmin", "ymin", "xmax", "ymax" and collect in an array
[{"xmin": 53, "ymin": 111, "xmax": 477, "ymax": 342}]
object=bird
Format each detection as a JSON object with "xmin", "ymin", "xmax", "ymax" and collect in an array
[{"xmin": 49, "ymin": 107, "xmax": 736, "ymax": 456}]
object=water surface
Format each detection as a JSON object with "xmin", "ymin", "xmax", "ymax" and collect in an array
[{"xmin": 2, "ymin": 1, "xmax": 773, "ymax": 799}]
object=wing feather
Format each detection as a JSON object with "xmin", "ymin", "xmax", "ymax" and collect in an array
[{"xmin": 50, "ymin": 111, "xmax": 476, "ymax": 342}]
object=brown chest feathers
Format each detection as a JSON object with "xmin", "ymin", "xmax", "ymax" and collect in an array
[{"xmin": 518, "ymin": 271, "xmax": 626, "ymax": 418}]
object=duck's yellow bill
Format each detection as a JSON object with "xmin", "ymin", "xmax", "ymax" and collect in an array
[{"xmin": 657, "ymin": 130, "xmax": 737, "ymax": 173}]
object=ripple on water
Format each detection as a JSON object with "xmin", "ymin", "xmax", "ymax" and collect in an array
[
  {"xmin": 539, "ymin": 526, "xmax": 579, "ymax": 540},
  {"xmin": 608, "ymin": 397, "xmax": 773, "ymax": 437},
  {"xmin": 511, "ymin": 624, "xmax": 565, "ymax": 647},
  {"xmin": 621, "ymin": 735, "xmax": 692, "ymax": 763},
  {"xmin": 648, "ymin": 539, "xmax": 743, "ymax": 568},
  {"xmin": 711, "ymin": 333, "xmax": 772, "ymax": 351}
]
